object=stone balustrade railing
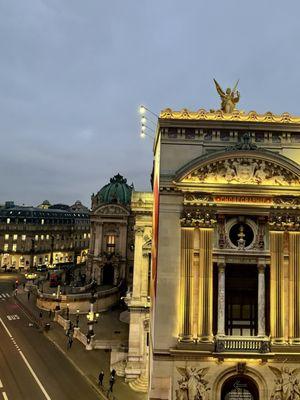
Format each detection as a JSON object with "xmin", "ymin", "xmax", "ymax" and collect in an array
[{"xmin": 215, "ymin": 336, "xmax": 270, "ymax": 353}]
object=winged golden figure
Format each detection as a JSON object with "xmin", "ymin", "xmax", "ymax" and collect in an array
[{"xmin": 213, "ymin": 79, "xmax": 240, "ymax": 113}]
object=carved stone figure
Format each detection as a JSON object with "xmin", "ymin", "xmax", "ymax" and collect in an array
[
  {"xmin": 269, "ymin": 365, "xmax": 300, "ymax": 400},
  {"xmin": 176, "ymin": 367, "xmax": 210, "ymax": 400},
  {"xmin": 183, "ymin": 158, "xmax": 300, "ymax": 187},
  {"xmin": 213, "ymin": 79, "xmax": 240, "ymax": 113}
]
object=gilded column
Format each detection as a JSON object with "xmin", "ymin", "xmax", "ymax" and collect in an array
[
  {"xmin": 217, "ymin": 261, "xmax": 226, "ymax": 336},
  {"xmin": 179, "ymin": 228, "xmax": 194, "ymax": 342},
  {"xmin": 257, "ymin": 260, "xmax": 266, "ymax": 337},
  {"xmin": 269, "ymin": 231, "xmax": 285, "ymax": 343},
  {"xmin": 288, "ymin": 232, "xmax": 300, "ymax": 343},
  {"xmin": 198, "ymin": 228, "xmax": 214, "ymax": 342}
]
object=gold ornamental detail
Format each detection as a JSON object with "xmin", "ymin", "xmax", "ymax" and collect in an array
[{"xmin": 159, "ymin": 108, "xmax": 300, "ymax": 124}]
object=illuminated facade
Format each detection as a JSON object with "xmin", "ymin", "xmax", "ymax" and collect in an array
[
  {"xmin": 86, "ymin": 174, "xmax": 135, "ymax": 286},
  {"xmin": 125, "ymin": 192, "xmax": 152, "ymax": 391},
  {"xmin": 0, "ymin": 201, "xmax": 90, "ymax": 270},
  {"xmin": 149, "ymin": 107, "xmax": 300, "ymax": 400}
]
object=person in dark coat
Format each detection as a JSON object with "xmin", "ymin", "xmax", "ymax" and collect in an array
[
  {"xmin": 109, "ymin": 375, "xmax": 115, "ymax": 392},
  {"xmin": 98, "ymin": 371, "xmax": 104, "ymax": 386}
]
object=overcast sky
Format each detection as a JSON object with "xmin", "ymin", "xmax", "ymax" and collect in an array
[{"xmin": 1, "ymin": 0, "xmax": 300, "ymax": 207}]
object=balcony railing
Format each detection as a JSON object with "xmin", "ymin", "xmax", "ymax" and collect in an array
[{"xmin": 215, "ymin": 336, "xmax": 270, "ymax": 353}]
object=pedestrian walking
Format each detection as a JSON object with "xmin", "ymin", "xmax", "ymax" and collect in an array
[
  {"xmin": 98, "ymin": 371, "xmax": 104, "ymax": 386},
  {"xmin": 109, "ymin": 375, "xmax": 115, "ymax": 392},
  {"xmin": 27, "ymin": 291, "xmax": 30, "ymax": 301},
  {"xmin": 111, "ymin": 368, "xmax": 116, "ymax": 378},
  {"xmin": 67, "ymin": 335, "xmax": 73, "ymax": 350}
]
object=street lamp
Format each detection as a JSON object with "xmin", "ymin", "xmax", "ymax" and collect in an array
[
  {"xmin": 76, "ymin": 309, "xmax": 80, "ymax": 328},
  {"xmin": 139, "ymin": 105, "xmax": 159, "ymax": 118},
  {"xmin": 86, "ymin": 288, "xmax": 99, "ymax": 338}
]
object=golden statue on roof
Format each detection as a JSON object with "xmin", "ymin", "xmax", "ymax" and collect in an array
[{"xmin": 213, "ymin": 79, "xmax": 240, "ymax": 113}]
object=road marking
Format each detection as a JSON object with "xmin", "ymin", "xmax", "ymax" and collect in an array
[
  {"xmin": 2, "ymin": 392, "xmax": 8, "ymax": 400},
  {"xmin": 6, "ymin": 315, "xmax": 19, "ymax": 321},
  {"xmin": 0, "ymin": 318, "xmax": 52, "ymax": 400}
]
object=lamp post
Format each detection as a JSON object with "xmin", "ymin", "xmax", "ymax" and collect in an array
[
  {"xmin": 30, "ymin": 238, "xmax": 35, "ymax": 271},
  {"xmin": 76, "ymin": 309, "xmax": 80, "ymax": 328},
  {"xmin": 50, "ymin": 235, "xmax": 54, "ymax": 266}
]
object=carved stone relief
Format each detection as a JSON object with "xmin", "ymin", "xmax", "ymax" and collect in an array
[
  {"xmin": 98, "ymin": 205, "xmax": 128, "ymax": 215},
  {"xmin": 176, "ymin": 367, "xmax": 210, "ymax": 400},
  {"xmin": 269, "ymin": 365, "xmax": 300, "ymax": 400},
  {"xmin": 182, "ymin": 158, "xmax": 300, "ymax": 186}
]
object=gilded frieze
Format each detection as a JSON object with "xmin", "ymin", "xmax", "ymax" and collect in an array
[{"xmin": 160, "ymin": 108, "xmax": 300, "ymax": 125}]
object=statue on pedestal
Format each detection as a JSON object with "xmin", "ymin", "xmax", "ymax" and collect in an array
[{"xmin": 213, "ymin": 79, "xmax": 240, "ymax": 113}]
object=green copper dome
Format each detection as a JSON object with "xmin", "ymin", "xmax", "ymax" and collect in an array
[{"xmin": 97, "ymin": 174, "xmax": 133, "ymax": 205}]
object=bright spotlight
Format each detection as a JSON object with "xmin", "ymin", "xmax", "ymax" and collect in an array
[{"xmin": 139, "ymin": 105, "xmax": 146, "ymax": 114}]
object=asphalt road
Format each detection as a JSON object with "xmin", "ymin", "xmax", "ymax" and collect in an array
[{"xmin": 0, "ymin": 274, "xmax": 100, "ymax": 400}]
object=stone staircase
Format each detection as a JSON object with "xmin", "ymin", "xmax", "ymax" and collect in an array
[
  {"xmin": 112, "ymin": 359, "xmax": 127, "ymax": 377},
  {"xmin": 129, "ymin": 372, "xmax": 148, "ymax": 393}
]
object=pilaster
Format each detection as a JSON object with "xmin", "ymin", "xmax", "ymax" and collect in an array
[
  {"xmin": 198, "ymin": 227, "xmax": 214, "ymax": 342},
  {"xmin": 289, "ymin": 232, "xmax": 300, "ymax": 343},
  {"xmin": 269, "ymin": 230, "xmax": 285, "ymax": 343},
  {"xmin": 179, "ymin": 228, "xmax": 194, "ymax": 342}
]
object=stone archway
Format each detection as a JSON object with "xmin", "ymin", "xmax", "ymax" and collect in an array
[
  {"xmin": 212, "ymin": 366, "xmax": 268, "ymax": 400},
  {"xmin": 221, "ymin": 375, "xmax": 259, "ymax": 400}
]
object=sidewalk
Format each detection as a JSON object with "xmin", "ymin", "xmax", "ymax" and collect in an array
[{"xmin": 16, "ymin": 290, "xmax": 147, "ymax": 400}]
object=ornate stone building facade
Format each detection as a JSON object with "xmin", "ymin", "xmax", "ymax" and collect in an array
[
  {"xmin": 0, "ymin": 201, "xmax": 90, "ymax": 270},
  {"xmin": 125, "ymin": 192, "xmax": 153, "ymax": 391},
  {"xmin": 86, "ymin": 174, "xmax": 135, "ymax": 286},
  {"xmin": 149, "ymin": 107, "xmax": 300, "ymax": 400}
]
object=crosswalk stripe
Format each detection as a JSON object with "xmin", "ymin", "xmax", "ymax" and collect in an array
[{"xmin": 6, "ymin": 315, "xmax": 20, "ymax": 321}]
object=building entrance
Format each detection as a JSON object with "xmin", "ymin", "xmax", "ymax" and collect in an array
[
  {"xmin": 103, "ymin": 263, "xmax": 114, "ymax": 285},
  {"xmin": 225, "ymin": 264, "xmax": 258, "ymax": 336},
  {"xmin": 221, "ymin": 375, "xmax": 259, "ymax": 400}
]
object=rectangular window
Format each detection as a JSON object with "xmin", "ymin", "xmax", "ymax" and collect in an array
[
  {"xmin": 41, "ymin": 219, "xmax": 44, "ymax": 225},
  {"xmin": 4, "ymin": 244, "xmax": 8, "ymax": 251},
  {"xmin": 22, "ymin": 235, "xmax": 26, "ymax": 241},
  {"xmin": 46, "ymin": 234, "xmax": 49, "ymax": 240},
  {"xmin": 35, "ymin": 235, "xmax": 39, "ymax": 241},
  {"xmin": 6, "ymin": 218, "xmax": 10, "ymax": 224},
  {"xmin": 4, "ymin": 234, "xmax": 9, "ymax": 240},
  {"xmin": 84, "ymin": 233, "xmax": 87, "ymax": 239},
  {"xmin": 12, "ymin": 244, "xmax": 17, "ymax": 252},
  {"xmin": 13, "ymin": 234, "xmax": 18, "ymax": 241},
  {"xmin": 41, "ymin": 235, "xmax": 44, "ymax": 240},
  {"xmin": 106, "ymin": 235, "xmax": 116, "ymax": 254}
]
